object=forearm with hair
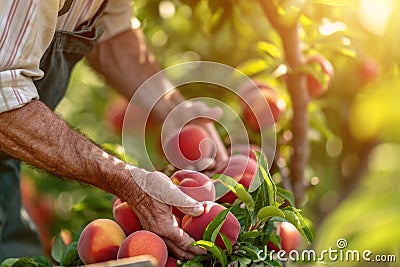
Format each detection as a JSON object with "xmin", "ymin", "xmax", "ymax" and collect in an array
[
  {"xmin": 86, "ymin": 28, "xmax": 161, "ymax": 99},
  {"xmin": 0, "ymin": 100, "xmax": 139, "ymax": 201}
]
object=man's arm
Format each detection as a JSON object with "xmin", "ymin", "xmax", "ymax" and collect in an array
[
  {"xmin": 0, "ymin": 100, "xmax": 204, "ymax": 259},
  {"xmin": 0, "ymin": 100, "xmax": 129, "ymax": 193}
]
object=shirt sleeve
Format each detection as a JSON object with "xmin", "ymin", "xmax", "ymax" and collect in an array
[
  {"xmin": 97, "ymin": 0, "xmax": 133, "ymax": 42},
  {"xmin": 0, "ymin": 1, "xmax": 58, "ymax": 113}
]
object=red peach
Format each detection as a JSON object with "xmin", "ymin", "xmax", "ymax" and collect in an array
[
  {"xmin": 163, "ymin": 124, "xmax": 213, "ymax": 169},
  {"xmin": 239, "ymin": 82, "xmax": 285, "ymax": 131},
  {"xmin": 117, "ymin": 230, "xmax": 168, "ymax": 267},
  {"xmin": 170, "ymin": 170, "xmax": 216, "ymax": 221},
  {"xmin": 171, "ymin": 170, "xmax": 216, "ymax": 202},
  {"xmin": 182, "ymin": 201, "xmax": 240, "ymax": 250},
  {"xmin": 165, "ymin": 256, "xmax": 178, "ymax": 267},
  {"xmin": 268, "ymin": 222, "xmax": 301, "ymax": 253},
  {"xmin": 359, "ymin": 57, "xmax": 380, "ymax": 85},
  {"xmin": 105, "ymin": 98, "xmax": 128, "ymax": 133},
  {"xmin": 216, "ymin": 155, "xmax": 258, "ymax": 204},
  {"xmin": 305, "ymin": 54, "xmax": 334, "ymax": 98},
  {"xmin": 279, "ymin": 222, "xmax": 301, "ymax": 252},
  {"xmin": 78, "ymin": 219, "xmax": 126, "ymax": 264},
  {"xmin": 113, "ymin": 198, "xmax": 143, "ymax": 235}
]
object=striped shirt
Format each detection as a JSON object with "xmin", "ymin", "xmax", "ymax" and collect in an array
[{"xmin": 0, "ymin": 0, "xmax": 132, "ymax": 113}]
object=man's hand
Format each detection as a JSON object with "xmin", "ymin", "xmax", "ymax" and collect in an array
[{"xmin": 122, "ymin": 167, "xmax": 206, "ymax": 260}]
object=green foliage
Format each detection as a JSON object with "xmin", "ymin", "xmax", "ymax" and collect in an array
[
  {"xmin": 51, "ymin": 234, "xmax": 67, "ymax": 263},
  {"xmin": 59, "ymin": 242, "xmax": 83, "ymax": 267},
  {"xmin": 186, "ymin": 153, "xmax": 312, "ymax": 266},
  {"xmin": 0, "ymin": 257, "xmax": 52, "ymax": 267}
]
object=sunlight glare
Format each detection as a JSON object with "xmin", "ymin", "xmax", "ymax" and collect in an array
[{"xmin": 358, "ymin": 0, "xmax": 394, "ymax": 36}]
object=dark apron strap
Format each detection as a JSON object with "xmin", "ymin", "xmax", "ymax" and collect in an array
[
  {"xmin": 0, "ymin": 0, "xmax": 108, "ymax": 260},
  {"xmin": 34, "ymin": 0, "xmax": 108, "ymax": 111},
  {"xmin": 58, "ymin": 0, "xmax": 74, "ymax": 17}
]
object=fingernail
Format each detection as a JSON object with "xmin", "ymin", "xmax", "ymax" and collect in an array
[{"xmin": 193, "ymin": 203, "xmax": 204, "ymax": 215}]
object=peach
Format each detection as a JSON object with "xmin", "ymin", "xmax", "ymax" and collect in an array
[
  {"xmin": 113, "ymin": 198, "xmax": 143, "ymax": 235},
  {"xmin": 279, "ymin": 222, "xmax": 301, "ymax": 252},
  {"xmin": 359, "ymin": 56, "xmax": 380, "ymax": 85},
  {"xmin": 305, "ymin": 54, "xmax": 334, "ymax": 98},
  {"xmin": 77, "ymin": 218, "xmax": 126, "ymax": 264},
  {"xmin": 182, "ymin": 201, "xmax": 240, "ymax": 250},
  {"xmin": 165, "ymin": 256, "xmax": 178, "ymax": 267},
  {"xmin": 239, "ymin": 82, "xmax": 285, "ymax": 131},
  {"xmin": 163, "ymin": 124, "xmax": 213, "ymax": 169},
  {"xmin": 117, "ymin": 230, "xmax": 168, "ymax": 267},
  {"xmin": 216, "ymin": 155, "xmax": 258, "ymax": 204},
  {"xmin": 170, "ymin": 170, "xmax": 216, "ymax": 220},
  {"xmin": 171, "ymin": 170, "xmax": 216, "ymax": 202},
  {"xmin": 105, "ymin": 97, "xmax": 128, "ymax": 133},
  {"xmin": 268, "ymin": 222, "xmax": 301, "ymax": 253}
]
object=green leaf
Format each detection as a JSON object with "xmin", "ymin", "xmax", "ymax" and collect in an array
[
  {"xmin": 182, "ymin": 254, "xmax": 211, "ymax": 267},
  {"xmin": 238, "ymin": 230, "xmax": 262, "ymax": 242},
  {"xmin": 264, "ymin": 258, "xmax": 282, "ymax": 267},
  {"xmin": 31, "ymin": 256, "xmax": 52, "ymax": 267},
  {"xmin": 219, "ymin": 233, "xmax": 233, "ymax": 254},
  {"xmin": 294, "ymin": 210, "xmax": 314, "ymax": 244},
  {"xmin": 203, "ymin": 208, "xmax": 230, "ymax": 243},
  {"xmin": 276, "ymin": 187, "xmax": 296, "ymax": 207},
  {"xmin": 257, "ymin": 206, "xmax": 285, "ymax": 221},
  {"xmin": 236, "ymin": 58, "xmax": 270, "ymax": 77},
  {"xmin": 282, "ymin": 208, "xmax": 314, "ymax": 244},
  {"xmin": 1, "ymin": 259, "xmax": 20, "ymax": 267},
  {"xmin": 51, "ymin": 232, "xmax": 67, "ymax": 263},
  {"xmin": 212, "ymin": 174, "xmax": 255, "ymax": 211},
  {"xmin": 250, "ymin": 151, "xmax": 276, "ymax": 210},
  {"xmin": 268, "ymin": 232, "xmax": 282, "ymax": 251},
  {"xmin": 238, "ymin": 257, "xmax": 252, "ymax": 266},
  {"xmin": 236, "ymin": 244, "xmax": 260, "ymax": 260},
  {"xmin": 60, "ymin": 241, "xmax": 83, "ymax": 267},
  {"xmin": 1, "ymin": 258, "xmax": 37, "ymax": 267},
  {"xmin": 269, "ymin": 216, "xmax": 289, "ymax": 224},
  {"xmin": 313, "ymin": 0, "xmax": 351, "ymax": 6},
  {"xmin": 257, "ymin": 41, "xmax": 282, "ymax": 59},
  {"xmin": 192, "ymin": 240, "xmax": 227, "ymax": 266},
  {"xmin": 182, "ymin": 261, "xmax": 204, "ymax": 267}
]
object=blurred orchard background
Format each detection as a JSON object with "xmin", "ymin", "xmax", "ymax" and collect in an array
[{"xmin": 21, "ymin": 0, "xmax": 399, "ymax": 266}]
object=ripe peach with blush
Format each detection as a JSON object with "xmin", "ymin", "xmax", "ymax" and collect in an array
[
  {"xmin": 77, "ymin": 219, "xmax": 126, "ymax": 264},
  {"xmin": 117, "ymin": 230, "xmax": 168, "ymax": 267},
  {"xmin": 112, "ymin": 198, "xmax": 142, "ymax": 235},
  {"xmin": 165, "ymin": 256, "xmax": 178, "ymax": 267},
  {"xmin": 305, "ymin": 54, "xmax": 334, "ymax": 98},
  {"xmin": 216, "ymin": 154, "xmax": 258, "ymax": 204},
  {"xmin": 182, "ymin": 201, "xmax": 240, "ymax": 250},
  {"xmin": 268, "ymin": 222, "xmax": 301, "ymax": 253},
  {"xmin": 239, "ymin": 82, "xmax": 285, "ymax": 131},
  {"xmin": 170, "ymin": 170, "xmax": 216, "ymax": 220},
  {"xmin": 359, "ymin": 56, "xmax": 380, "ymax": 85},
  {"xmin": 163, "ymin": 124, "xmax": 213, "ymax": 169},
  {"xmin": 171, "ymin": 170, "xmax": 216, "ymax": 202}
]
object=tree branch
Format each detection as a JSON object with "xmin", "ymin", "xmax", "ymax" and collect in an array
[{"xmin": 259, "ymin": 0, "xmax": 310, "ymax": 205}]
